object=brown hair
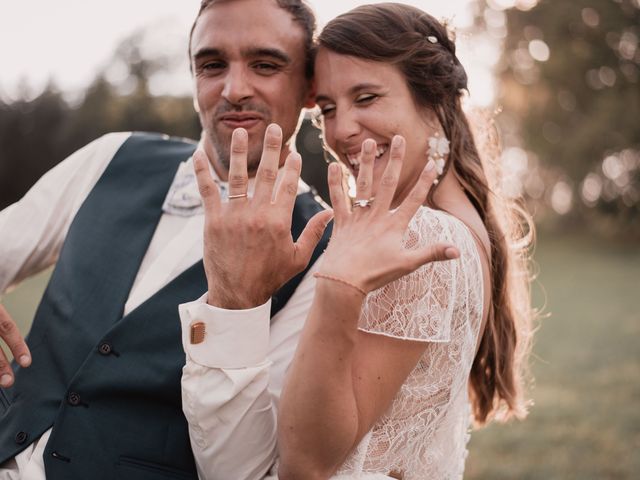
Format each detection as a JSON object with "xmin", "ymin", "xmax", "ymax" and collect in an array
[
  {"xmin": 319, "ymin": 3, "xmax": 535, "ymax": 424},
  {"xmin": 188, "ymin": 0, "xmax": 317, "ymax": 79}
]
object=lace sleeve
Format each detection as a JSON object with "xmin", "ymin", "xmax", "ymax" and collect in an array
[{"xmin": 358, "ymin": 207, "xmax": 466, "ymax": 342}]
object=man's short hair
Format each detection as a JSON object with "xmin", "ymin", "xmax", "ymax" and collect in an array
[{"xmin": 188, "ymin": 0, "xmax": 317, "ymax": 79}]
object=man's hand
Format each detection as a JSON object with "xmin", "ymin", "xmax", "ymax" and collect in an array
[
  {"xmin": 0, "ymin": 304, "xmax": 31, "ymax": 388},
  {"xmin": 194, "ymin": 124, "xmax": 333, "ymax": 309}
]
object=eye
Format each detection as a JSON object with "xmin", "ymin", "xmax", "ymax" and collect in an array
[
  {"xmin": 199, "ymin": 61, "xmax": 226, "ymax": 75},
  {"xmin": 355, "ymin": 93, "xmax": 377, "ymax": 104},
  {"xmin": 318, "ymin": 103, "xmax": 336, "ymax": 118},
  {"xmin": 252, "ymin": 62, "xmax": 280, "ymax": 75}
]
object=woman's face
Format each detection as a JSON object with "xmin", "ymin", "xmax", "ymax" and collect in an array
[{"xmin": 314, "ymin": 48, "xmax": 437, "ymax": 205}]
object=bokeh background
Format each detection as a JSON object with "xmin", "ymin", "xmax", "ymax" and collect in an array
[{"xmin": 1, "ymin": 0, "xmax": 639, "ymax": 478}]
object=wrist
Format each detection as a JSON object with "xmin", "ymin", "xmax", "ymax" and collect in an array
[
  {"xmin": 313, "ymin": 272, "xmax": 367, "ymax": 297},
  {"xmin": 313, "ymin": 275, "xmax": 366, "ymax": 306},
  {"xmin": 207, "ymin": 286, "xmax": 270, "ymax": 310}
]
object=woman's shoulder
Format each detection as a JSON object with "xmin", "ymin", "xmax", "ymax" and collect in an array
[{"xmin": 407, "ymin": 206, "xmax": 480, "ymax": 256}]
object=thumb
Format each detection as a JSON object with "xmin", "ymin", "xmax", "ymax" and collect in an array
[
  {"xmin": 406, "ymin": 243, "xmax": 459, "ymax": 271},
  {"xmin": 293, "ymin": 209, "xmax": 334, "ymax": 270}
]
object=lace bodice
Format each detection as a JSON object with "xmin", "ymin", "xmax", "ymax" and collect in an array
[{"xmin": 336, "ymin": 206, "xmax": 484, "ymax": 480}]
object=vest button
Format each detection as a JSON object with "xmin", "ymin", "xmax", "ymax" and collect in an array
[
  {"xmin": 98, "ymin": 342, "xmax": 112, "ymax": 355},
  {"xmin": 67, "ymin": 392, "xmax": 82, "ymax": 406},
  {"xmin": 15, "ymin": 431, "xmax": 28, "ymax": 445}
]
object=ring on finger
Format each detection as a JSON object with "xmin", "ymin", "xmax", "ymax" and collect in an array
[
  {"xmin": 228, "ymin": 193, "xmax": 248, "ymax": 200},
  {"xmin": 352, "ymin": 197, "xmax": 375, "ymax": 208}
]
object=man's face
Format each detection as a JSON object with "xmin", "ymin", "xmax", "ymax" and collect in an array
[{"xmin": 190, "ymin": 0, "xmax": 314, "ymax": 179}]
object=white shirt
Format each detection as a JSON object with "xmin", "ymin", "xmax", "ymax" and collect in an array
[{"xmin": 0, "ymin": 132, "xmax": 318, "ymax": 480}]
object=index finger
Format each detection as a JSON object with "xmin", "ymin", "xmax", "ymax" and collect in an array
[{"xmin": 0, "ymin": 305, "xmax": 31, "ymax": 368}]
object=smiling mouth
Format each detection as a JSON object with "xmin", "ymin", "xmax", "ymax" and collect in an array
[{"xmin": 345, "ymin": 144, "xmax": 388, "ymax": 168}]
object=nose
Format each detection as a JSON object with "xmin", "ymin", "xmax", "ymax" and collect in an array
[
  {"xmin": 330, "ymin": 106, "xmax": 361, "ymax": 145},
  {"xmin": 221, "ymin": 65, "xmax": 254, "ymax": 104}
]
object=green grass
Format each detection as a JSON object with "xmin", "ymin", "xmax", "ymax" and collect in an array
[
  {"xmin": 2, "ymin": 232, "xmax": 639, "ymax": 478},
  {"xmin": 466, "ymin": 233, "xmax": 640, "ymax": 479}
]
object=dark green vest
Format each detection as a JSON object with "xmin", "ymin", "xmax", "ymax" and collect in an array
[{"xmin": 0, "ymin": 133, "xmax": 329, "ymax": 480}]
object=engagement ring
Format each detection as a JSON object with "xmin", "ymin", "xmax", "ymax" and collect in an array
[{"xmin": 353, "ymin": 198, "xmax": 374, "ymax": 208}]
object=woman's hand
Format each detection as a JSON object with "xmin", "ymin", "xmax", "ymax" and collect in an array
[{"xmin": 319, "ymin": 135, "xmax": 459, "ymax": 294}]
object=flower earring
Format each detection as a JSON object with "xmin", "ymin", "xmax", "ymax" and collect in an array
[{"xmin": 427, "ymin": 132, "xmax": 450, "ymax": 184}]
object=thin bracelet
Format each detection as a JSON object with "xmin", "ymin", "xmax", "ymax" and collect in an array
[{"xmin": 313, "ymin": 272, "xmax": 367, "ymax": 297}]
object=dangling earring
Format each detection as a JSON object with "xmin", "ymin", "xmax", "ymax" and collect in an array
[{"xmin": 427, "ymin": 132, "xmax": 450, "ymax": 185}]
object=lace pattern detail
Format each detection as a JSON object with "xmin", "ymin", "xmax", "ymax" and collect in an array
[{"xmin": 337, "ymin": 207, "xmax": 484, "ymax": 479}]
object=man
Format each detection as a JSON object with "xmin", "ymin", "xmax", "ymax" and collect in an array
[{"xmin": 0, "ymin": 1, "xmax": 330, "ymax": 478}]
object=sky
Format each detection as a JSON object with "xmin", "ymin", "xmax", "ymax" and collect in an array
[{"xmin": 0, "ymin": 0, "xmax": 498, "ymax": 105}]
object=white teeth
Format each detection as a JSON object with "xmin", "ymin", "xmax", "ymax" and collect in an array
[
  {"xmin": 345, "ymin": 145, "xmax": 387, "ymax": 166},
  {"xmin": 346, "ymin": 153, "xmax": 360, "ymax": 166}
]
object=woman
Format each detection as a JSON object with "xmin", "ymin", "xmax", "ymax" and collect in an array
[{"xmin": 277, "ymin": 3, "xmax": 534, "ymax": 479}]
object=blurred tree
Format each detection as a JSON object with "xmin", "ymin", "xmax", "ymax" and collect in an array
[
  {"xmin": 494, "ymin": 0, "xmax": 639, "ymax": 237},
  {"xmin": 0, "ymin": 82, "xmax": 70, "ymax": 205},
  {"xmin": 0, "ymin": 29, "xmax": 200, "ymax": 209}
]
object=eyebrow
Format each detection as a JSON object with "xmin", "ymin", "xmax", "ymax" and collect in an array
[
  {"xmin": 192, "ymin": 47, "xmax": 291, "ymax": 65},
  {"xmin": 316, "ymin": 83, "xmax": 384, "ymax": 103}
]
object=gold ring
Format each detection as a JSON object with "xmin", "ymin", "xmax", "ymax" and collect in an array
[{"xmin": 228, "ymin": 193, "xmax": 248, "ymax": 200}]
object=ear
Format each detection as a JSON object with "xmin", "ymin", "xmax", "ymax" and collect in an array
[{"xmin": 303, "ymin": 78, "xmax": 317, "ymax": 109}]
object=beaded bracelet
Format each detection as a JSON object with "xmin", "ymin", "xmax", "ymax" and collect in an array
[{"xmin": 313, "ymin": 272, "xmax": 367, "ymax": 297}]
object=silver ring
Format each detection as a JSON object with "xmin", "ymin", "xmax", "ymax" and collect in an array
[
  {"xmin": 352, "ymin": 197, "xmax": 374, "ymax": 208},
  {"xmin": 228, "ymin": 193, "xmax": 248, "ymax": 200}
]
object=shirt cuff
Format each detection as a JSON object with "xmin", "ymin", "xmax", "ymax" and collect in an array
[{"xmin": 179, "ymin": 293, "xmax": 272, "ymax": 369}]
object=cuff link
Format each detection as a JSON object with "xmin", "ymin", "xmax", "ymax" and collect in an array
[{"xmin": 190, "ymin": 322, "xmax": 206, "ymax": 345}]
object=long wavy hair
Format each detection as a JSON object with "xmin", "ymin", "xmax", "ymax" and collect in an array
[{"xmin": 318, "ymin": 2, "xmax": 535, "ymax": 424}]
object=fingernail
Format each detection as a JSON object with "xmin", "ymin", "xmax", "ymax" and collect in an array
[
  {"xmin": 268, "ymin": 123, "xmax": 282, "ymax": 136},
  {"xmin": 0, "ymin": 374, "xmax": 12, "ymax": 388},
  {"xmin": 426, "ymin": 159, "xmax": 435, "ymax": 172},
  {"xmin": 233, "ymin": 128, "xmax": 248, "ymax": 139},
  {"xmin": 392, "ymin": 136, "xmax": 403, "ymax": 148},
  {"xmin": 19, "ymin": 355, "xmax": 31, "ymax": 367},
  {"xmin": 363, "ymin": 139, "xmax": 375, "ymax": 154},
  {"xmin": 445, "ymin": 247, "xmax": 459, "ymax": 259}
]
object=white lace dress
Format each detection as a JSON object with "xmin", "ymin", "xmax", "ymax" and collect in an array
[{"xmin": 335, "ymin": 206, "xmax": 484, "ymax": 480}]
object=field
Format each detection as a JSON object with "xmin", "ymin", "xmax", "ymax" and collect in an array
[{"xmin": 2, "ymin": 232, "xmax": 639, "ymax": 479}]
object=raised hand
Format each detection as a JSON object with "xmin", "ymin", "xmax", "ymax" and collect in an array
[
  {"xmin": 193, "ymin": 124, "xmax": 333, "ymax": 309},
  {"xmin": 0, "ymin": 305, "xmax": 31, "ymax": 388},
  {"xmin": 318, "ymin": 135, "xmax": 459, "ymax": 294}
]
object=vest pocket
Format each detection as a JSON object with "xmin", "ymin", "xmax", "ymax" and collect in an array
[{"xmin": 115, "ymin": 456, "xmax": 196, "ymax": 480}]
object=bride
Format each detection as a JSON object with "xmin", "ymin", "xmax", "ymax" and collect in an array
[{"xmin": 276, "ymin": 3, "xmax": 535, "ymax": 479}]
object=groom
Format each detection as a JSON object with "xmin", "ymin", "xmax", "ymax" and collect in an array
[{"xmin": 0, "ymin": 0, "xmax": 330, "ymax": 478}]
